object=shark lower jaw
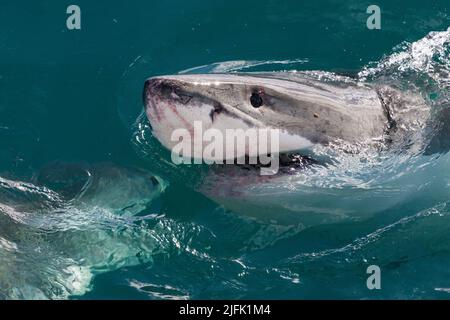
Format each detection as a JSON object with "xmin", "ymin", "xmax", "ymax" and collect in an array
[{"xmin": 222, "ymin": 152, "xmax": 321, "ymax": 173}]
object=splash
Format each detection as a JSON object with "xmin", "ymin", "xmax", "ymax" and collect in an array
[
  {"xmin": 359, "ymin": 28, "xmax": 450, "ymax": 103},
  {"xmin": 178, "ymin": 59, "xmax": 309, "ymax": 74}
]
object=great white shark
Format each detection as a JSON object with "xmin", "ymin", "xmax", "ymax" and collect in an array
[
  {"xmin": 143, "ymin": 71, "xmax": 446, "ymax": 225},
  {"xmin": 144, "ymin": 72, "xmax": 436, "ymax": 157}
]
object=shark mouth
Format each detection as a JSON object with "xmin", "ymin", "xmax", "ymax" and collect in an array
[{"xmin": 217, "ymin": 152, "xmax": 322, "ymax": 175}]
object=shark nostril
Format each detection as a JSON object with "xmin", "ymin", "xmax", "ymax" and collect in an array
[{"xmin": 159, "ymin": 82, "xmax": 173, "ymax": 98}]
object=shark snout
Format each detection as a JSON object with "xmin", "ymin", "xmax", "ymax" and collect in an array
[
  {"xmin": 144, "ymin": 77, "xmax": 175, "ymax": 102},
  {"xmin": 143, "ymin": 76, "xmax": 198, "ymax": 137},
  {"xmin": 144, "ymin": 77, "xmax": 178, "ymax": 124}
]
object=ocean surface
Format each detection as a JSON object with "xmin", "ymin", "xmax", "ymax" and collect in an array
[{"xmin": 0, "ymin": 0, "xmax": 449, "ymax": 299}]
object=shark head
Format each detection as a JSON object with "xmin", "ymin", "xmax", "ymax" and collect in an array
[{"xmin": 143, "ymin": 73, "xmax": 386, "ymax": 165}]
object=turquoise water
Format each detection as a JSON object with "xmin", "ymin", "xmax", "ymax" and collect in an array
[{"xmin": 0, "ymin": 0, "xmax": 449, "ymax": 299}]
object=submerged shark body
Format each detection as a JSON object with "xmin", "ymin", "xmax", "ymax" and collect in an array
[
  {"xmin": 0, "ymin": 162, "xmax": 166, "ymax": 299},
  {"xmin": 143, "ymin": 71, "xmax": 437, "ymax": 225}
]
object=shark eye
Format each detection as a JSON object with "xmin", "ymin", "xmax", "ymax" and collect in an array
[{"xmin": 250, "ymin": 92, "xmax": 263, "ymax": 108}]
